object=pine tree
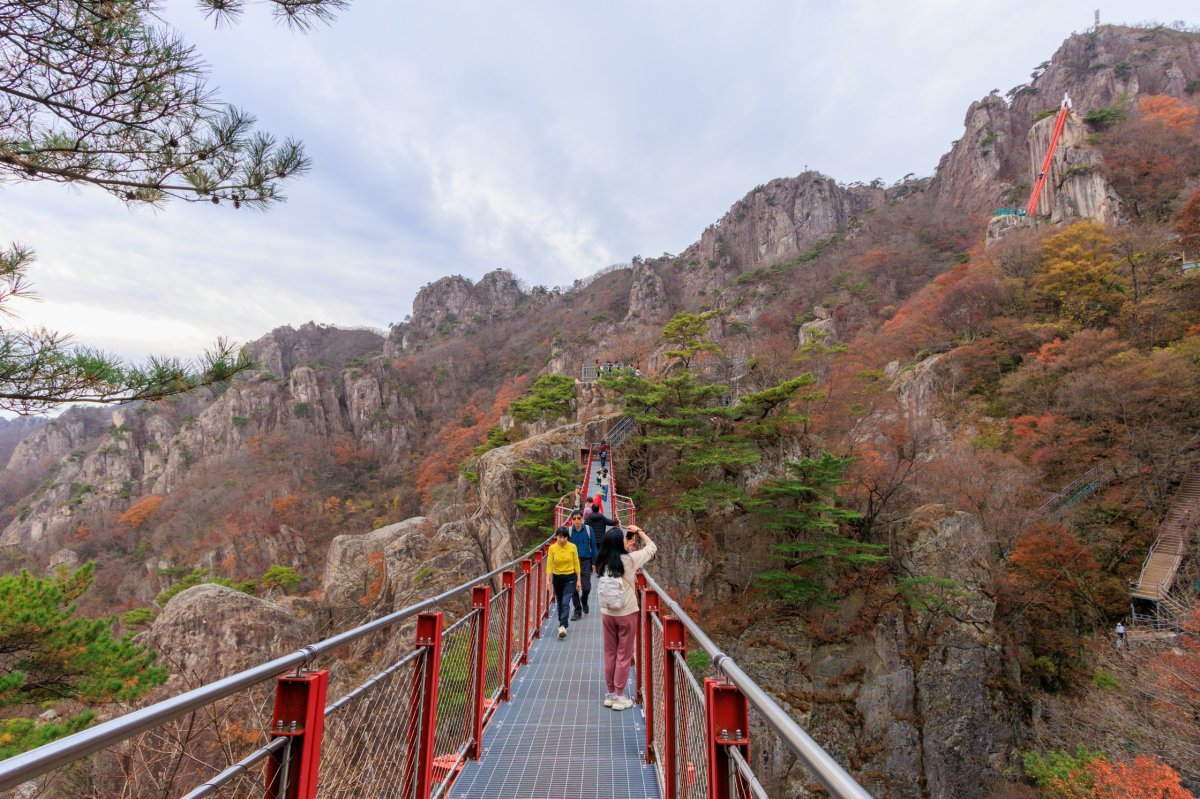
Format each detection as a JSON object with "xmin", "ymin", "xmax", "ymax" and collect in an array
[
  {"xmin": 0, "ymin": 564, "xmax": 167, "ymax": 756},
  {"xmin": 0, "ymin": 0, "xmax": 349, "ymax": 412},
  {"xmin": 749, "ymin": 454, "xmax": 881, "ymax": 607}
]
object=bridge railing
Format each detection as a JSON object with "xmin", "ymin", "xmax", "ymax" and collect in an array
[
  {"xmin": 0, "ymin": 540, "xmax": 557, "ymax": 799},
  {"xmin": 638, "ymin": 572, "xmax": 872, "ymax": 799}
]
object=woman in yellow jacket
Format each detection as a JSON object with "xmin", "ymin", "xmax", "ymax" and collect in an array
[{"xmin": 546, "ymin": 526, "xmax": 581, "ymax": 639}]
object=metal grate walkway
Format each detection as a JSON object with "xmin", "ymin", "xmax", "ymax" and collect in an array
[{"xmin": 450, "ymin": 605, "xmax": 660, "ymax": 798}]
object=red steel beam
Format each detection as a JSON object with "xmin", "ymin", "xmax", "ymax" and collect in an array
[
  {"xmin": 469, "ymin": 585, "xmax": 491, "ymax": 759},
  {"xmin": 704, "ymin": 679, "xmax": 751, "ymax": 799},
  {"xmin": 661, "ymin": 615, "xmax": 686, "ymax": 799},
  {"xmin": 405, "ymin": 613, "xmax": 444, "ymax": 799},
  {"xmin": 500, "ymin": 570, "xmax": 516, "ymax": 700},
  {"xmin": 264, "ymin": 669, "xmax": 328, "ymax": 799}
]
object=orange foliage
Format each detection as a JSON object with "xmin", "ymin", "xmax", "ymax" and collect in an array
[
  {"xmin": 1009, "ymin": 414, "xmax": 1094, "ymax": 477},
  {"xmin": 118, "ymin": 495, "xmax": 165, "ymax": 529},
  {"xmin": 1138, "ymin": 95, "xmax": 1200, "ymax": 129},
  {"xmin": 414, "ymin": 378, "xmax": 526, "ymax": 501},
  {"xmin": 271, "ymin": 494, "xmax": 299, "ymax": 516},
  {"xmin": 1087, "ymin": 756, "xmax": 1193, "ymax": 798}
]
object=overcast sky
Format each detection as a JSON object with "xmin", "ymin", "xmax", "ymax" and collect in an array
[{"xmin": 3, "ymin": 1, "xmax": 1197, "ymax": 364}]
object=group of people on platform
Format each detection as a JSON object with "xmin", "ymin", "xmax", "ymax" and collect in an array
[
  {"xmin": 545, "ymin": 494, "xmax": 656, "ymax": 712},
  {"xmin": 593, "ymin": 359, "xmax": 643, "ymax": 377}
]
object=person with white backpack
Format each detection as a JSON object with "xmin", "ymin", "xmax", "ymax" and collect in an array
[{"xmin": 594, "ymin": 524, "xmax": 656, "ymax": 711}]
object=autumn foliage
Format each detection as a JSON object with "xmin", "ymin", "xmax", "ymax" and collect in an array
[{"xmin": 117, "ymin": 496, "xmax": 163, "ymax": 530}]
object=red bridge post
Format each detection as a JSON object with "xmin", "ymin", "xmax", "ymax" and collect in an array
[
  {"xmin": 500, "ymin": 570, "xmax": 516, "ymax": 699},
  {"xmin": 704, "ymin": 679, "xmax": 750, "ymax": 799},
  {"xmin": 661, "ymin": 616, "xmax": 686, "ymax": 799},
  {"xmin": 531, "ymin": 551, "xmax": 545, "ymax": 639},
  {"xmin": 404, "ymin": 613, "xmax": 444, "ymax": 799},
  {"xmin": 264, "ymin": 669, "xmax": 328, "ymax": 799},
  {"xmin": 642, "ymin": 587, "xmax": 660, "ymax": 764},
  {"xmin": 469, "ymin": 585, "xmax": 491, "ymax": 759},
  {"xmin": 519, "ymin": 561, "xmax": 533, "ymax": 664}
]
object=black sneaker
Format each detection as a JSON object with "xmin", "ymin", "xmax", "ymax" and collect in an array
[
  {"xmin": 582, "ymin": 606, "xmax": 589, "ymax": 615},
  {"xmin": 571, "ymin": 611, "xmax": 582, "ymax": 621}
]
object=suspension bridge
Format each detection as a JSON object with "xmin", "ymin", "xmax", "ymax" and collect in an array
[{"xmin": 0, "ymin": 424, "xmax": 872, "ymax": 799}]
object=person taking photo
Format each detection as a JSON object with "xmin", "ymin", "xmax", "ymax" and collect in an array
[{"xmin": 594, "ymin": 524, "xmax": 656, "ymax": 710}]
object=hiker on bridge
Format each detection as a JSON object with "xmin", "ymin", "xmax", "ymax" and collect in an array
[
  {"xmin": 546, "ymin": 526, "xmax": 581, "ymax": 639},
  {"xmin": 596, "ymin": 524, "xmax": 656, "ymax": 711},
  {"xmin": 587, "ymin": 502, "xmax": 620, "ymax": 541},
  {"xmin": 598, "ymin": 439, "xmax": 610, "ymax": 469},
  {"xmin": 559, "ymin": 509, "xmax": 597, "ymax": 619}
]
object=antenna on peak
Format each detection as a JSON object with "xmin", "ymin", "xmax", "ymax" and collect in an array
[{"xmin": 1094, "ymin": 9, "xmax": 1100, "ymax": 30}]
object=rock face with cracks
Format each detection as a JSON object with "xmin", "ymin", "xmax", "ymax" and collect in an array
[{"xmin": 143, "ymin": 584, "xmax": 312, "ymax": 684}]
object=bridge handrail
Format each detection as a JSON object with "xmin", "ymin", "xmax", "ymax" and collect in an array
[
  {"xmin": 0, "ymin": 539, "xmax": 548, "ymax": 793},
  {"xmin": 641, "ymin": 571, "xmax": 873, "ymax": 799}
]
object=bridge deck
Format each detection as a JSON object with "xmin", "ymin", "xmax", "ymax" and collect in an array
[{"xmin": 450, "ymin": 605, "xmax": 659, "ymax": 798}]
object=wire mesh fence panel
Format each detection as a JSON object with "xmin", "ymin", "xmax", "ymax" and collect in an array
[
  {"xmin": 512, "ymin": 574, "xmax": 529, "ymax": 670},
  {"xmin": 0, "ymin": 683, "xmax": 279, "ymax": 799},
  {"xmin": 318, "ymin": 649, "xmax": 424, "ymax": 799},
  {"xmin": 673, "ymin": 652, "xmax": 710, "ymax": 799},
  {"xmin": 649, "ymin": 615, "xmax": 667, "ymax": 769},
  {"xmin": 431, "ymin": 612, "xmax": 479, "ymax": 796},
  {"xmin": 727, "ymin": 747, "xmax": 771, "ymax": 799},
  {"xmin": 743, "ymin": 702, "xmax": 806, "ymax": 799},
  {"xmin": 485, "ymin": 588, "xmax": 509, "ymax": 702}
]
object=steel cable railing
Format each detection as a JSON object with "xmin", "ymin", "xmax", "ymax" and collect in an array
[
  {"xmin": 637, "ymin": 571, "xmax": 873, "ymax": 799},
  {"xmin": 728, "ymin": 748, "xmax": 770, "ymax": 799}
]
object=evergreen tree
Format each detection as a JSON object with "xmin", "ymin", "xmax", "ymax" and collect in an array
[
  {"xmin": 0, "ymin": 564, "xmax": 167, "ymax": 756},
  {"xmin": 513, "ymin": 458, "xmax": 575, "ymax": 538},
  {"xmin": 749, "ymin": 454, "xmax": 883, "ymax": 607},
  {"xmin": 602, "ymin": 316, "xmax": 814, "ymax": 513},
  {"xmin": 509, "ymin": 374, "xmax": 576, "ymax": 424}
]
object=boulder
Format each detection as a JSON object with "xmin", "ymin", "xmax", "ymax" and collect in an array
[{"xmin": 143, "ymin": 584, "xmax": 310, "ymax": 683}]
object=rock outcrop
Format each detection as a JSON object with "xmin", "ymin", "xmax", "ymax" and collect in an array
[
  {"xmin": 1026, "ymin": 110, "xmax": 1119, "ymax": 224},
  {"xmin": 681, "ymin": 174, "xmax": 884, "ymax": 277},
  {"xmin": 143, "ymin": 584, "xmax": 311, "ymax": 683},
  {"xmin": 934, "ymin": 24, "xmax": 1200, "ymax": 217},
  {"xmin": 321, "ymin": 515, "xmax": 485, "ymax": 612},
  {"xmin": 397, "ymin": 270, "xmax": 525, "ymax": 347},
  {"xmin": 727, "ymin": 506, "xmax": 1010, "ymax": 799}
]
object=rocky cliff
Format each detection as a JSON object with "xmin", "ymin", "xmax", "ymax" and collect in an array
[{"xmin": 933, "ymin": 23, "xmax": 1200, "ymax": 217}]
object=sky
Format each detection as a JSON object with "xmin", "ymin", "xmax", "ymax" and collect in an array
[{"xmin": 3, "ymin": 1, "xmax": 1198, "ymax": 364}]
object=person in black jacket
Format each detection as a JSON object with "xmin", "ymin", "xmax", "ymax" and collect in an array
[{"xmin": 586, "ymin": 503, "xmax": 620, "ymax": 544}]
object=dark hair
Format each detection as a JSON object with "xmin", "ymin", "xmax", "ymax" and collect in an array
[
  {"xmin": 594, "ymin": 529, "xmax": 627, "ymax": 578},
  {"xmin": 569, "ymin": 510, "xmax": 583, "ymax": 519},
  {"xmin": 555, "ymin": 526, "xmax": 569, "ymax": 538},
  {"xmin": 591, "ymin": 503, "xmax": 600, "ymax": 514}
]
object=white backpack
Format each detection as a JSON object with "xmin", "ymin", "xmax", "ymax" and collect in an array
[{"xmin": 596, "ymin": 558, "xmax": 631, "ymax": 610}]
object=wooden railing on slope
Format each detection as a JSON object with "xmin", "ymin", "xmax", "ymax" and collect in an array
[{"xmin": 1132, "ymin": 467, "xmax": 1200, "ymax": 602}]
